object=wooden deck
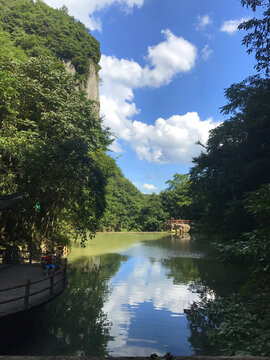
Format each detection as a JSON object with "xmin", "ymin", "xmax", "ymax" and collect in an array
[{"xmin": 0, "ymin": 263, "xmax": 67, "ymax": 318}]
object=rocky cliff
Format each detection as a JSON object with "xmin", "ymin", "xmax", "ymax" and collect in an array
[{"xmin": 63, "ymin": 60, "xmax": 100, "ymax": 114}]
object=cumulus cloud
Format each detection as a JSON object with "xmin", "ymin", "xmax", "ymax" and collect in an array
[
  {"xmin": 101, "ymin": 80, "xmax": 218, "ymax": 163},
  {"xmin": 100, "ymin": 30, "xmax": 197, "ymax": 89},
  {"xmin": 201, "ymin": 44, "xmax": 213, "ymax": 60},
  {"xmin": 43, "ymin": 0, "xmax": 144, "ymax": 31},
  {"xmin": 130, "ymin": 114, "xmax": 217, "ymax": 164},
  {"xmin": 99, "ymin": 29, "xmax": 214, "ymax": 164},
  {"xmin": 220, "ymin": 17, "xmax": 250, "ymax": 34},
  {"xmin": 144, "ymin": 29, "xmax": 197, "ymax": 87},
  {"xmin": 142, "ymin": 184, "xmax": 158, "ymax": 191},
  {"xmin": 196, "ymin": 14, "xmax": 212, "ymax": 30}
]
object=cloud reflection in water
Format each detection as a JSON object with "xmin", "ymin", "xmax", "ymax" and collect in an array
[{"xmin": 103, "ymin": 246, "xmax": 200, "ymax": 356}]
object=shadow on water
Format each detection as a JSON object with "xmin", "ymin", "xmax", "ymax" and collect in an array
[
  {"xmin": 145, "ymin": 233, "xmax": 248, "ymax": 355},
  {"xmin": 147, "ymin": 233, "xmax": 247, "ymax": 296},
  {"xmin": 0, "ymin": 233, "xmax": 248, "ymax": 356},
  {"xmin": 159, "ymin": 234, "xmax": 248, "ymax": 355},
  {"xmin": 0, "ymin": 253, "xmax": 126, "ymax": 356}
]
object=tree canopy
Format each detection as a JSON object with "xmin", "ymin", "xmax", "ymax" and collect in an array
[
  {"xmin": 0, "ymin": 53, "xmax": 110, "ymax": 249},
  {"xmin": 186, "ymin": 0, "xmax": 270, "ymax": 355},
  {"xmin": 190, "ymin": 76, "xmax": 270, "ymax": 235},
  {"xmin": 161, "ymin": 174, "xmax": 192, "ymax": 220},
  {"xmin": 239, "ymin": 0, "xmax": 270, "ymax": 75},
  {"xmin": 0, "ymin": 1, "xmax": 107, "ymax": 250},
  {"xmin": 0, "ymin": 0, "xmax": 101, "ymax": 80}
]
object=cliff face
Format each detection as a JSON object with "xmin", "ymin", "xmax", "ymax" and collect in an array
[
  {"xmin": 85, "ymin": 63, "xmax": 100, "ymax": 105},
  {"xmin": 63, "ymin": 60, "xmax": 100, "ymax": 114}
]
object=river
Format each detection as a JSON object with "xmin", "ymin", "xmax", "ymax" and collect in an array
[{"xmin": 0, "ymin": 232, "xmax": 245, "ymax": 356}]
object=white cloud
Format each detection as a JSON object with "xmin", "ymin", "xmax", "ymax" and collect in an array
[
  {"xmin": 101, "ymin": 82, "xmax": 218, "ymax": 163},
  {"xmin": 99, "ymin": 29, "xmax": 212, "ymax": 164},
  {"xmin": 201, "ymin": 44, "xmax": 213, "ymax": 60},
  {"xmin": 100, "ymin": 30, "xmax": 197, "ymax": 89},
  {"xmin": 43, "ymin": 0, "xmax": 144, "ymax": 31},
  {"xmin": 144, "ymin": 29, "xmax": 197, "ymax": 87},
  {"xmin": 196, "ymin": 14, "xmax": 212, "ymax": 30},
  {"xmin": 220, "ymin": 17, "xmax": 250, "ymax": 34},
  {"xmin": 142, "ymin": 184, "xmax": 158, "ymax": 191},
  {"xmin": 129, "ymin": 114, "xmax": 217, "ymax": 164}
]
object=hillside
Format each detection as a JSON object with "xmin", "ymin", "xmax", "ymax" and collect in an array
[
  {"xmin": 0, "ymin": 0, "xmax": 100, "ymax": 80},
  {"xmin": 0, "ymin": 0, "xmax": 109, "ymax": 250}
]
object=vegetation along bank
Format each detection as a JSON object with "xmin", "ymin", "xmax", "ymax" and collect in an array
[{"xmin": 0, "ymin": 0, "xmax": 269, "ymax": 356}]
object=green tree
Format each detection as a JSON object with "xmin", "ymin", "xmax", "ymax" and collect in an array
[
  {"xmin": 100, "ymin": 167, "xmax": 144, "ymax": 232},
  {"xmin": 190, "ymin": 76, "xmax": 270, "ymax": 236},
  {"xmin": 239, "ymin": 0, "xmax": 270, "ymax": 75},
  {"xmin": 0, "ymin": 55, "xmax": 109, "ymax": 249},
  {"xmin": 186, "ymin": 1, "xmax": 270, "ymax": 355},
  {"xmin": 0, "ymin": 29, "xmax": 27, "ymax": 61},
  {"xmin": 161, "ymin": 174, "xmax": 192, "ymax": 220},
  {"xmin": 138, "ymin": 193, "xmax": 168, "ymax": 231},
  {"xmin": 0, "ymin": 0, "xmax": 101, "ymax": 80}
]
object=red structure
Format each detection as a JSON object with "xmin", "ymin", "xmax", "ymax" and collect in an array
[{"xmin": 165, "ymin": 219, "xmax": 198, "ymax": 225}]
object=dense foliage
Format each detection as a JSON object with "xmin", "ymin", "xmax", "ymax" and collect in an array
[
  {"xmin": 0, "ymin": 0, "xmax": 100, "ymax": 80},
  {"xmin": 1, "ymin": 0, "xmax": 269, "ymax": 353},
  {"xmin": 186, "ymin": 293, "xmax": 270, "ymax": 356},
  {"xmin": 186, "ymin": 0, "xmax": 270, "ymax": 355},
  {"xmin": 0, "ymin": 1, "xmax": 109, "ymax": 250},
  {"xmin": 161, "ymin": 174, "xmax": 193, "ymax": 220},
  {"xmin": 138, "ymin": 193, "xmax": 168, "ymax": 231},
  {"xmin": 190, "ymin": 76, "xmax": 270, "ymax": 236},
  {"xmin": 0, "ymin": 53, "xmax": 109, "ymax": 249},
  {"xmin": 100, "ymin": 166, "xmax": 144, "ymax": 232},
  {"xmin": 186, "ymin": 184, "xmax": 270, "ymax": 355},
  {"xmin": 99, "ymin": 171, "xmax": 193, "ymax": 232}
]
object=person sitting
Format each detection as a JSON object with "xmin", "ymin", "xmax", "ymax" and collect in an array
[{"xmin": 42, "ymin": 252, "xmax": 55, "ymax": 276}]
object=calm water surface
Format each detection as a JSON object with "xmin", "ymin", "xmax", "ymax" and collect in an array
[{"xmin": 0, "ymin": 233, "xmax": 245, "ymax": 356}]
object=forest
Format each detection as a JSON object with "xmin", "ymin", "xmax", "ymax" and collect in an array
[
  {"xmin": 0, "ymin": 0, "xmax": 269, "ymax": 356},
  {"xmin": 0, "ymin": 0, "xmax": 198, "ymax": 247}
]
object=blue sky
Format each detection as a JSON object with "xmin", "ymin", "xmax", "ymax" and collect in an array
[{"xmin": 44, "ymin": 0, "xmax": 258, "ymax": 193}]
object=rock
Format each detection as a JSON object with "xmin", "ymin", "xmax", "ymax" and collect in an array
[
  {"xmin": 172, "ymin": 223, "xmax": 190, "ymax": 233},
  {"xmin": 63, "ymin": 60, "xmax": 100, "ymax": 114}
]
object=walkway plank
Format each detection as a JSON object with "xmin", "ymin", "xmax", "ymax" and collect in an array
[{"xmin": 0, "ymin": 264, "xmax": 67, "ymax": 318}]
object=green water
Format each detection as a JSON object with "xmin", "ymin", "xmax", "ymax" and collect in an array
[{"xmin": 0, "ymin": 233, "xmax": 245, "ymax": 356}]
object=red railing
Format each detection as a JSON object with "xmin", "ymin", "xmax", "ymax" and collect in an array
[{"xmin": 165, "ymin": 219, "xmax": 199, "ymax": 224}]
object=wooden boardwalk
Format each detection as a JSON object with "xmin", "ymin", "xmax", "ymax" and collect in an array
[{"xmin": 0, "ymin": 263, "xmax": 67, "ymax": 318}]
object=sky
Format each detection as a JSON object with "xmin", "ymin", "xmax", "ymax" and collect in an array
[{"xmin": 44, "ymin": 0, "xmax": 258, "ymax": 193}]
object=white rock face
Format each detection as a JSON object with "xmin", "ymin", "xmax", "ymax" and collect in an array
[
  {"xmin": 63, "ymin": 59, "xmax": 100, "ymax": 114},
  {"xmin": 62, "ymin": 59, "xmax": 76, "ymax": 76},
  {"xmin": 85, "ymin": 62, "xmax": 99, "ymax": 104}
]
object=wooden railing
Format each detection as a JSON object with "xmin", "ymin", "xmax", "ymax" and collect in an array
[
  {"xmin": 0, "ymin": 262, "xmax": 67, "ymax": 313},
  {"xmin": 0, "ymin": 249, "xmax": 68, "ymax": 316}
]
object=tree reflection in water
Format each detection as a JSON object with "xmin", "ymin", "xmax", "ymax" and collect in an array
[
  {"xmin": 0, "ymin": 253, "xmax": 126, "ymax": 356},
  {"xmin": 159, "ymin": 235, "xmax": 247, "ymax": 355},
  {"xmin": 186, "ymin": 257, "xmax": 247, "ymax": 354}
]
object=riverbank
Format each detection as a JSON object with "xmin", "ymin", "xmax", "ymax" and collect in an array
[{"xmin": 0, "ymin": 233, "xmax": 250, "ymax": 356}]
